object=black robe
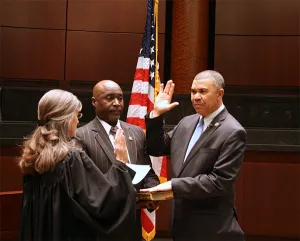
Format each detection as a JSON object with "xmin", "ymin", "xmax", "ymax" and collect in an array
[{"xmin": 19, "ymin": 149, "xmax": 137, "ymax": 241}]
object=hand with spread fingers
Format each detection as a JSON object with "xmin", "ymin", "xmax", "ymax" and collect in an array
[
  {"xmin": 152, "ymin": 80, "xmax": 179, "ymax": 118},
  {"xmin": 114, "ymin": 129, "xmax": 129, "ymax": 163}
]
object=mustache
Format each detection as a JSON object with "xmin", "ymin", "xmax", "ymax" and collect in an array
[{"xmin": 109, "ymin": 108, "xmax": 122, "ymax": 112}]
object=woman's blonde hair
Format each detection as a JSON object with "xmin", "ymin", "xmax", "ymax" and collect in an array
[{"xmin": 19, "ymin": 89, "xmax": 82, "ymax": 174}]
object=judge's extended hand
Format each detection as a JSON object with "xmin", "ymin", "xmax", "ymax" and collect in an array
[
  {"xmin": 114, "ymin": 129, "xmax": 129, "ymax": 163},
  {"xmin": 139, "ymin": 181, "xmax": 172, "ymax": 193},
  {"xmin": 152, "ymin": 80, "xmax": 179, "ymax": 118}
]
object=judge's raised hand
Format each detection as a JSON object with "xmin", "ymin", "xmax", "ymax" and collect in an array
[
  {"xmin": 114, "ymin": 129, "xmax": 129, "ymax": 163},
  {"xmin": 152, "ymin": 80, "xmax": 179, "ymax": 117}
]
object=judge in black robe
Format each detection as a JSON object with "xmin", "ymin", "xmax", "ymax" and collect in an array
[{"xmin": 19, "ymin": 148, "xmax": 137, "ymax": 241}]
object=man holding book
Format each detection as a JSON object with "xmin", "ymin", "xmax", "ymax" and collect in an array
[{"xmin": 141, "ymin": 70, "xmax": 247, "ymax": 241}]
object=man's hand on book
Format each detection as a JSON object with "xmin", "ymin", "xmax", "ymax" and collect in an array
[{"xmin": 139, "ymin": 180, "xmax": 172, "ymax": 193}]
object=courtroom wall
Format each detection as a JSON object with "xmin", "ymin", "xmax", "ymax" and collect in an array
[{"xmin": 0, "ymin": 0, "xmax": 167, "ymax": 239}]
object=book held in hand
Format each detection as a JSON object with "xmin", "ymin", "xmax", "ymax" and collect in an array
[{"xmin": 137, "ymin": 190, "xmax": 174, "ymax": 201}]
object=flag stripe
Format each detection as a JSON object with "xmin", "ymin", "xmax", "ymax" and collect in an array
[
  {"xmin": 134, "ymin": 70, "xmax": 151, "ymax": 84},
  {"xmin": 128, "ymin": 93, "xmax": 150, "ymax": 107},
  {"xmin": 136, "ymin": 56, "xmax": 151, "ymax": 69},
  {"xmin": 126, "ymin": 0, "xmax": 166, "ymax": 240},
  {"xmin": 125, "ymin": 118, "xmax": 146, "ymax": 130},
  {"xmin": 141, "ymin": 210, "xmax": 155, "ymax": 233}
]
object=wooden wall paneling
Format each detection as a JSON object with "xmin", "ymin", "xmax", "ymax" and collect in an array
[
  {"xmin": 0, "ymin": 145, "xmax": 23, "ymax": 240},
  {"xmin": 0, "ymin": 192, "xmax": 23, "ymax": 240},
  {"xmin": 0, "ymin": 157, "xmax": 22, "ymax": 192},
  {"xmin": 215, "ymin": 0, "xmax": 300, "ymax": 35},
  {"xmin": 214, "ymin": 35, "xmax": 299, "ymax": 86},
  {"xmin": 235, "ymin": 166, "xmax": 245, "ymax": 228},
  {"xmin": 244, "ymin": 151, "xmax": 300, "ymax": 165},
  {"xmin": 1, "ymin": 0, "xmax": 67, "ymax": 29},
  {"xmin": 0, "ymin": 145, "xmax": 22, "ymax": 192},
  {"xmin": 1, "ymin": 88, "xmax": 51, "ymax": 121},
  {"xmin": 241, "ymin": 152, "xmax": 300, "ymax": 238},
  {"xmin": 67, "ymin": 0, "xmax": 166, "ymax": 33},
  {"xmin": 1, "ymin": 28, "xmax": 66, "ymax": 80},
  {"xmin": 156, "ymin": 200, "xmax": 171, "ymax": 233},
  {"xmin": 65, "ymin": 31, "xmax": 165, "ymax": 82},
  {"xmin": 171, "ymin": 0, "xmax": 209, "ymax": 94}
]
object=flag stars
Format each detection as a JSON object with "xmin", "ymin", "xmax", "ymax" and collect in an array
[
  {"xmin": 150, "ymin": 72, "xmax": 155, "ymax": 80},
  {"xmin": 151, "ymin": 34, "xmax": 154, "ymax": 41},
  {"xmin": 150, "ymin": 60, "xmax": 155, "ymax": 67},
  {"xmin": 140, "ymin": 48, "xmax": 143, "ymax": 54},
  {"xmin": 150, "ymin": 46, "xmax": 154, "ymax": 53}
]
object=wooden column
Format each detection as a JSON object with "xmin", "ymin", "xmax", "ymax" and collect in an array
[{"xmin": 171, "ymin": 0, "xmax": 209, "ymax": 94}]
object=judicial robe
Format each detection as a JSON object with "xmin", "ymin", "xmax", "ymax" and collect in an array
[{"xmin": 19, "ymin": 148, "xmax": 137, "ymax": 241}]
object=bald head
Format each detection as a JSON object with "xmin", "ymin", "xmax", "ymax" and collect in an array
[
  {"xmin": 93, "ymin": 80, "xmax": 121, "ymax": 98},
  {"xmin": 91, "ymin": 80, "xmax": 124, "ymax": 126}
]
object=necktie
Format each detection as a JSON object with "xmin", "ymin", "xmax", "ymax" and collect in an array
[
  {"xmin": 184, "ymin": 118, "xmax": 204, "ymax": 161},
  {"xmin": 110, "ymin": 126, "xmax": 118, "ymax": 138}
]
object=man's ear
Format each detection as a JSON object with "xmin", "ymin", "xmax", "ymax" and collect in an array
[
  {"xmin": 91, "ymin": 97, "xmax": 96, "ymax": 107},
  {"xmin": 219, "ymin": 88, "xmax": 224, "ymax": 98}
]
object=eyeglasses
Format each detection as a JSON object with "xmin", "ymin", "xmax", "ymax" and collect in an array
[{"xmin": 77, "ymin": 112, "xmax": 83, "ymax": 119}]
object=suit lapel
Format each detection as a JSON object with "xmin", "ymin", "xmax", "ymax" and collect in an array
[
  {"xmin": 91, "ymin": 118, "xmax": 117, "ymax": 165},
  {"xmin": 121, "ymin": 121, "xmax": 137, "ymax": 164},
  {"xmin": 179, "ymin": 109, "xmax": 228, "ymax": 176},
  {"xmin": 174, "ymin": 115, "xmax": 200, "ymax": 176}
]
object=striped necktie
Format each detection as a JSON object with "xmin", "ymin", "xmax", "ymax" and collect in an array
[{"xmin": 110, "ymin": 126, "xmax": 118, "ymax": 138}]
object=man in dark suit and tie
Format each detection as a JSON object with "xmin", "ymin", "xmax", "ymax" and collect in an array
[
  {"xmin": 77, "ymin": 80, "xmax": 160, "ymax": 241},
  {"xmin": 141, "ymin": 70, "xmax": 247, "ymax": 241}
]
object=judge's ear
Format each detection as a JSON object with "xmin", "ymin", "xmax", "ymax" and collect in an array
[{"xmin": 91, "ymin": 97, "xmax": 97, "ymax": 107}]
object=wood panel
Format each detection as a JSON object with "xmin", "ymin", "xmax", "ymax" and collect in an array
[
  {"xmin": 216, "ymin": 0, "xmax": 300, "ymax": 35},
  {"xmin": 65, "ymin": 31, "xmax": 165, "ymax": 82},
  {"xmin": 67, "ymin": 0, "xmax": 166, "ymax": 33},
  {"xmin": 1, "ymin": 0, "xmax": 66, "ymax": 29},
  {"xmin": 0, "ymin": 192, "xmax": 22, "ymax": 240},
  {"xmin": 1, "ymin": 27, "xmax": 65, "ymax": 80},
  {"xmin": 236, "ymin": 151, "xmax": 300, "ymax": 238},
  {"xmin": 0, "ymin": 157, "xmax": 22, "ymax": 192},
  {"xmin": 242, "ymin": 162, "xmax": 300, "ymax": 238},
  {"xmin": 171, "ymin": 0, "xmax": 209, "ymax": 94},
  {"xmin": 156, "ymin": 200, "xmax": 171, "ymax": 232},
  {"xmin": 0, "ymin": 146, "xmax": 23, "ymax": 240},
  {"xmin": 0, "ymin": 145, "xmax": 22, "ymax": 192},
  {"xmin": 214, "ymin": 35, "xmax": 299, "ymax": 86}
]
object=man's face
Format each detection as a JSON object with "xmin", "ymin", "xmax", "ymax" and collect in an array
[
  {"xmin": 191, "ymin": 78, "xmax": 224, "ymax": 117},
  {"xmin": 92, "ymin": 82, "xmax": 124, "ymax": 126}
]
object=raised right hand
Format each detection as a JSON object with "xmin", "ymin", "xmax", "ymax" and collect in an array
[
  {"xmin": 114, "ymin": 129, "xmax": 129, "ymax": 163},
  {"xmin": 152, "ymin": 80, "xmax": 179, "ymax": 117}
]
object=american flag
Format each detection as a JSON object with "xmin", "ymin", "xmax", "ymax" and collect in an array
[{"xmin": 126, "ymin": 0, "xmax": 167, "ymax": 240}]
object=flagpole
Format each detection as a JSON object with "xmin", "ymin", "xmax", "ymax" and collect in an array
[{"xmin": 154, "ymin": 0, "xmax": 160, "ymax": 99}]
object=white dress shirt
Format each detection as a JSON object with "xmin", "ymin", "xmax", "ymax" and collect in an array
[
  {"xmin": 202, "ymin": 103, "xmax": 225, "ymax": 132},
  {"xmin": 97, "ymin": 117, "xmax": 131, "ymax": 163}
]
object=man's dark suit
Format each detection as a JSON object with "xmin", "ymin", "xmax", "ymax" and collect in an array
[
  {"xmin": 77, "ymin": 117, "xmax": 159, "ymax": 241},
  {"xmin": 146, "ymin": 108, "xmax": 246, "ymax": 241}
]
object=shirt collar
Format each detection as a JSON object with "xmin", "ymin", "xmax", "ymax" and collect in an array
[
  {"xmin": 96, "ymin": 116, "xmax": 121, "ymax": 135},
  {"xmin": 201, "ymin": 103, "xmax": 225, "ymax": 131}
]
